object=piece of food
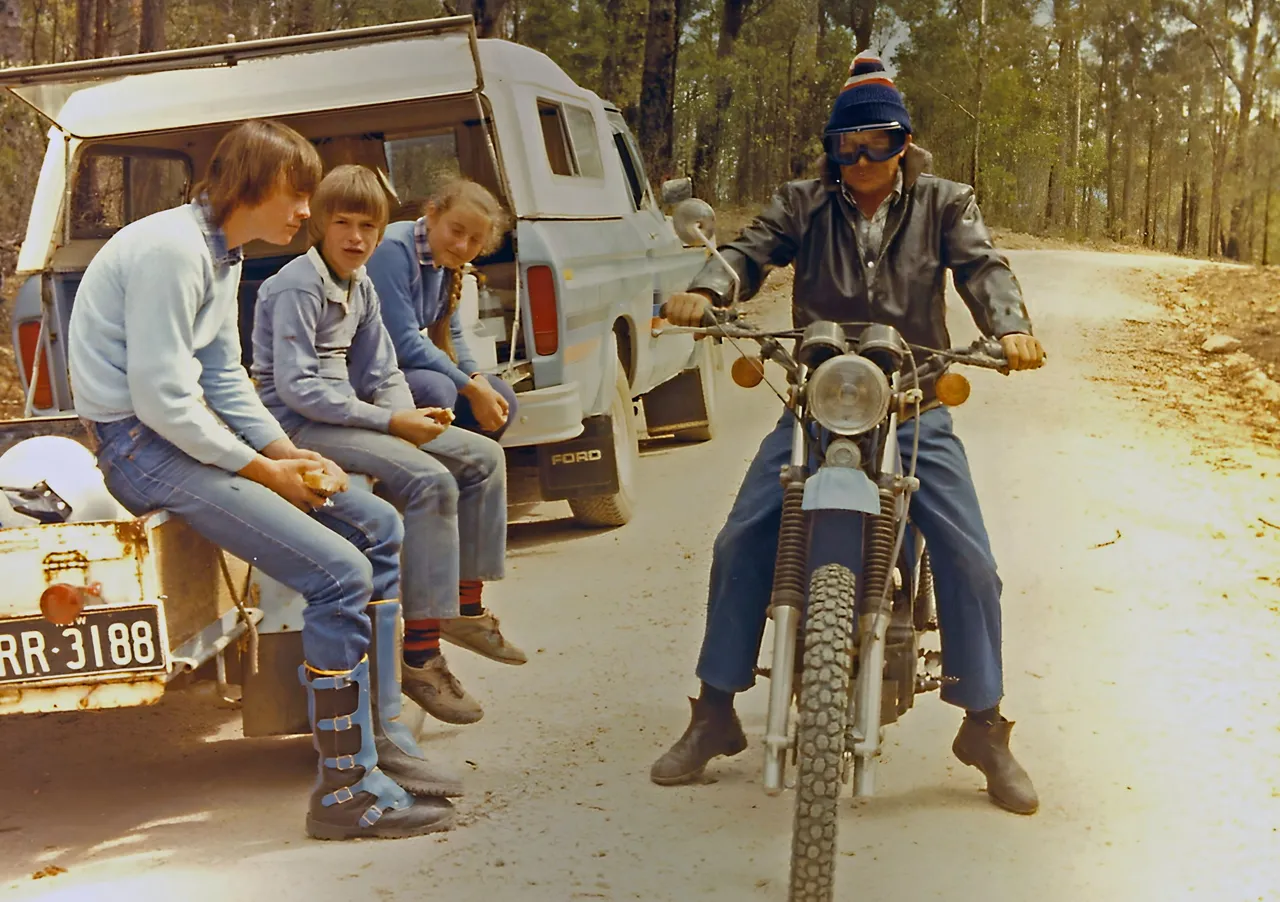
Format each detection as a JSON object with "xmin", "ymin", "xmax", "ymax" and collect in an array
[{"xmin": 302, "ymin": 469, "xmax": 343, "ymax": 496}]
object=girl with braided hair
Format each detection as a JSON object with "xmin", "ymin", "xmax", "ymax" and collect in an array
[{"xmin": 366, "ymin": 178, "xmax": 519, "ymax": 440}]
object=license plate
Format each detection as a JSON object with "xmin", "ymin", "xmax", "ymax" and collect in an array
[{"xmin": 0, "ymin": 604, "xmax": 167, "ymax": 686}]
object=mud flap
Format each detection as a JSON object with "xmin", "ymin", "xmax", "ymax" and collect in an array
[
  {"xmin": 641, "ymin": 367, "xmax": 709, "ymax": 436},
  {"xmin": 536, "ymin": 414, "xmax": 620, "ymax": 501}
]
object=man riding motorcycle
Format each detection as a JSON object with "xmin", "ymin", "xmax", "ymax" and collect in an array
[{"xmin": 651, "ymin": 56, "xmax": 1046, "ymax": 815}]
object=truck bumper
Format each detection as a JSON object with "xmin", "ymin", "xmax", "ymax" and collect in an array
[{"xmin": 499, "ymin": 382, "xmax": 585, "ymax": 448}]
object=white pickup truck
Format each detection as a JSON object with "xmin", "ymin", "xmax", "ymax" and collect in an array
[{"xmin": 0, "ymin": 16, "xmax": 724, "ymax": 728}]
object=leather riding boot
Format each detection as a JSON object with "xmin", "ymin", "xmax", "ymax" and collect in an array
[
  {"xmin": 650, "ymin": 696, "xmax": 749, "ymax": 786},
  {"xmin": 300, "ymin": 658, "xmax": 455, "ymax": 840},
  {"xmin": 952, "ymin": 715, "xmax": 1040, "ymax": 815},
  {"xmin": 367, "ymin": 599, "xmax": 464, "ymax": 798}
]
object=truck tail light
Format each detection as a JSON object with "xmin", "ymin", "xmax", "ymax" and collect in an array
[
  {"xmin": 526, "ymin": 265, "xmax": 560, "ymax": 357},
  {"xmin": 17, "ymin": 321, "xmax": 53, "ymax": 409}
]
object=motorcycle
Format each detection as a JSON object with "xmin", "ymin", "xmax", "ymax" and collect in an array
[{"xmin": 661, "ymin": 198, "xmax": 1011, "ymax": 902}]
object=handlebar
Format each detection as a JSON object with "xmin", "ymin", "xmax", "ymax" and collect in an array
[{"xmin": 655, "ymin": 304, "xmax": 1009, "ymax": 374}]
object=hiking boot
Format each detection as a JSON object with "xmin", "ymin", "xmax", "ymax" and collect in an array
[
  {"xmin": 300, "ymin": 658, "xmax": 455, "ymax": 841},
  {"xmin": 367, "ymin": 599, "xmax": 464, "ymax": 798},
  {"xmin": 402, "ymin": 654, "xmax": 484, "ymax": 724},
  {"xmin": 441, "ymin": 611, "xmax": 528, "ymax": 665},
  {"xmin": 952, "ymin": 715, "xmax": 1040, "ymax": 815},
  {"xmin": 650, "ymin": 696, "xmax": 749, "ymax": 786}
]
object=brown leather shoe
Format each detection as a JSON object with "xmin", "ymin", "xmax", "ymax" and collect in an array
[
  {"xmin": 401, "ymin": 655, "xmax": 484, "ymax": 725},
  {"xmin": 952, "ymin": 716, "xmax": 1039, "ymax": 815},
  {"xmin": 650, "ymin": 697, "xmax": 749, "ymax": 786},
  {"xmin": 441, "ymin": 611, "xmax": 528, "ymax": 665}
]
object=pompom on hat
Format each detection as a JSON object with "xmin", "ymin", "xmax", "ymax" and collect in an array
[{"xmin": 825, "ymin": 56, "xmax": 912, "ymax": 135}]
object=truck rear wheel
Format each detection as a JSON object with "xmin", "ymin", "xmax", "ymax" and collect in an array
[{"xmin": 568, "ymin": 358, "xmax": 639, "ymax": 528}]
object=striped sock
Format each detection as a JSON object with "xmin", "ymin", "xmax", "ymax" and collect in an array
[
  {"xmin": 403, "ymin": 619, "xmax": 441, "ymax": 668},
  {"xmin": 459, "ymin": 580, "xmax": 485, "ymax": 618}
]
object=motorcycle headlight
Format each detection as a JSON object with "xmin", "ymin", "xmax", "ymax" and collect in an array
[{"xmin": 807, "ymin": 354, "xmax": 891, "ymax": 436}]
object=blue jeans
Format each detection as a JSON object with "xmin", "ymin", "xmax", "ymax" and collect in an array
[
  {"xmin": 403, "ymin": 369, "xmax": 519, "ymax": 441},
  {"xmin": 85, "ymin": 417, "xmax": 404, "ymax": 673},
  {"xmin": 290, "ymin": 422, "xmax": 507, "ymax": 621},
  {"xmin": 697, "ymin": 406, "xmax": 1004, "ymax": 712}
]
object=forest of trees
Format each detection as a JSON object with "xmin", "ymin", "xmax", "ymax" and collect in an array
[{"xmin": 2, "ymin": 0, "xmax": 1280, "ymax": 276}]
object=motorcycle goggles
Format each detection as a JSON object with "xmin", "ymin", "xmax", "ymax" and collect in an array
[{"xmin": 824, "ymin": 123, "xmax": 909, "ymax": 166}]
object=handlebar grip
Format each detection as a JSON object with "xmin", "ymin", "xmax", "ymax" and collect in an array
[{"xmin": 657, "ymin": 297, "xmax": 729, "ymax": 326}]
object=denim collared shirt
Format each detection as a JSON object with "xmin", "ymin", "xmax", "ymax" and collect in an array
[
  {"xmin": 68, "ymin": 200, "xmax": 286, "ymax": 473},
  {"xmin": 252, "ymin": 246, "xmax": 415, "ymax": 435}
]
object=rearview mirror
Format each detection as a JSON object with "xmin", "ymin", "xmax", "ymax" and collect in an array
[
  {"xmin": 673, "ymin": 198, "xmax": 717, "ymax": 247},
  {"xmin": 660, "ymin": 177, "xmax": 693, "ymax": 206}
]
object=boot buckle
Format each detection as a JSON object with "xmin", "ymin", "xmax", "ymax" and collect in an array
[
  {"xmin": 325, "ymin": 754, "xmax": 357, "ymax": 771},
  {"xmin": 324, "ymin": 785, "xmax": 356, "ymax": 806},
  {"xmin": 358, "ymin": 804, "xmax": 384, "ymax": 827},
  {"xmin": 319, "ymin": 714, "xmax": 354, "ymax": 731}
]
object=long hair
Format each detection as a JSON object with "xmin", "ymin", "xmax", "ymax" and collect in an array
[{"xmin": 425, "ymin": 178, "xmax": 511, "ymax": 363}]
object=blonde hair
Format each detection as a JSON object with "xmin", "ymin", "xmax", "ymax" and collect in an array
[
  {"xmin": 425, "ymin": 177, "xmax": 512, "ymax": 363},
  {"xmin": 306, "ymin": 164, "xmax": 391, "ymax": 246},
  {"xmin": 194, "ymin": 120, "xmax": 322, "ymax": 227}
]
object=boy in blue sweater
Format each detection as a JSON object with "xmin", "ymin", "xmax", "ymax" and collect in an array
[
  {"xmin": 69, "ymin": 121, "xmax": 453, "ymax": 840},
  {"xmin": 253, "ymin": 164, "xmax": 526, "ymax": 729}
]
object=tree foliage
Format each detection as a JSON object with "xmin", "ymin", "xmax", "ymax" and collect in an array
[{"xmin": 2, "ymin": 0, "xmax": 1279, "ymax": 276}]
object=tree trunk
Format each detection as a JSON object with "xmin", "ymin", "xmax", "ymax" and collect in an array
[
  {"xmin": 1264, "ymin": 121, "xmax": 1275, "ymax": 265},
  {"xmin": 447, "ymin": 0, "xmax": 511, "ymax": 38},
  {"xmin": 75, "ymin": 0, "xmax": 93, "ymax": 59},
  {"xmin": 600, "ymin": 0, "xmax": 628, "ymax": 105},
  {"xmin": 1102, "ymin": 28, "xmax": 1118, "ymax": 238},
  {"xmin": 1143, "ymin": 109, "xmax": 1155, "ymax": 246},
  {"xmin": 851, "ymin": 0, "xmax": 876, "ymax": 52},
  {"xmin": 971, "ymin": 0, "xmax": 986, "ymax": 197},
  {"xmin": 139, "ymin": 0, "xmax": 165, "ymax": 52},
  {"xmin": 637, "ymin": 0, "xmax": 678, "ymax": 182},
  {"xmin": 92, "ymin": 0, "xmax": 109, "ymax": 58},
  {"xmin": 691, "ymin": 0, "xmax": 748, "ymax": 202}
]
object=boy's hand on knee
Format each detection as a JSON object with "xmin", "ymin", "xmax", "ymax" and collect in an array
[
  {"xmin": 241, "ymin": 457, "xmax": 330, "ymax": 511},
  {"xmin": 390, "ymin": 409, "xmax": 449, "ymax": 446}
]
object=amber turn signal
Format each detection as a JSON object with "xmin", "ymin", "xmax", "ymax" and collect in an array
[
  {"xmin": 935, "ymin": 371, "xmax": 971, "ymax": 407},
  {"xmin": 40, "ymin": 583, "xmax": 99, "ymax": 626},
  {"xmin": 732, "ymin": 356, "xmax": 766, "ymax": 388}
]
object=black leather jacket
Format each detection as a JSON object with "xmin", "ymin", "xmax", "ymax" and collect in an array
[{"xmin": 688, "ymin": 145, "xmax": 1033, "ymax": 405}]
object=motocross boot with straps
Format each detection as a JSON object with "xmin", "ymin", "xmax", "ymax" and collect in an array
[
  {"xmin": 650, "ymin": 695, "xmax": 749, "ymax": 785},
  {"xmin": 952, "ymin": 713, "xmax": 1039, "ymax": 815},
  {"xmin": 367, "ymin": 599, "xmax": 464, "ymax": 797},
  {"xmin": 300, "ymin": 657, "xmax": 455, "ymax": 840}
]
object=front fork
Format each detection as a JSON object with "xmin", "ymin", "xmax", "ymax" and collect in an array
[
  {"xmin": 847, "ymin": 414, "xmax": 916, "ymax": 797},
  {"xmin": 762, "ymin": 409, "xmax": 808, "ymax": 796}
]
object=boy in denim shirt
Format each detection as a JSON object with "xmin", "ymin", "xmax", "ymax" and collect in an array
[{"xmin": 253, "ymin": 165, "xmax": 526, "ymax": 730}]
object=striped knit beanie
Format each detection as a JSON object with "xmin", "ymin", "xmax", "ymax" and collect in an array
[{"xmin": 825, "ymin": 56, "xmax": 912, "ymax": 134}]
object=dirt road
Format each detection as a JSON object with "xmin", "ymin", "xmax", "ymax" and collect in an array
[{"xmin": 4, "ymin": 249, "xmax": 1279, "ymax": 902}]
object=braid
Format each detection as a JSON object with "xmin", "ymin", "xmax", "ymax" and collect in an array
[{"xmin": 429, "ymin": 267, "xmax": 466, "ymax": 364}]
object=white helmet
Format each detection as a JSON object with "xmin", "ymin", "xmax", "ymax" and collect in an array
[{"xmin": 0, "ymin": 436, "xmax": 128, "ymax": 523}]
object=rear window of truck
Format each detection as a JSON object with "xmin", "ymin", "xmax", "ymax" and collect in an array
[{"xmin": 70, "ymin": 146, "xmax": 192, "ymax": 240}]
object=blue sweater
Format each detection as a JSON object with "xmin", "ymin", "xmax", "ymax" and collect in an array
[
  {"xmin": 68, "ymin": 201, "xmax": 286, "ymax": 473},
  {"xmin": 364, "ymin": 219, "xmax": 479, "ymax": 390},
  {"xmin": 252, "ymin": 247, "xmax": 415, "ymax": 435}
]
